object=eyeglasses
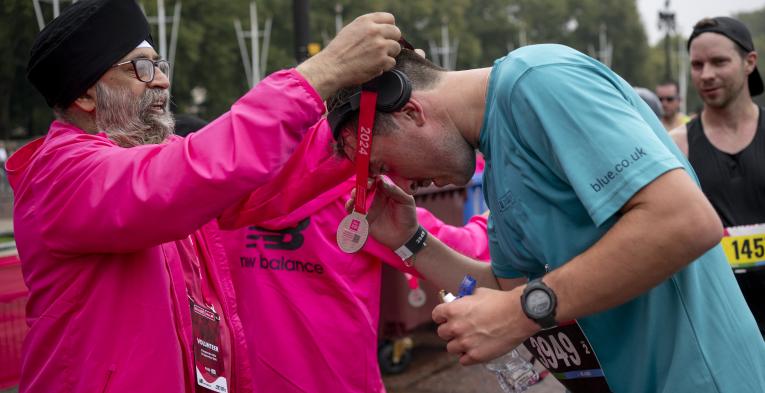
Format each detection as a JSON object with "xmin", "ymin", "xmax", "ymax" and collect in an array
[
  {"xmin": 658, "ymin": 96, "xmax": 677, "ymax": 102},
  {"xmin": 112, "ymin": 58, "xmax": 170, "ymax": 83}
]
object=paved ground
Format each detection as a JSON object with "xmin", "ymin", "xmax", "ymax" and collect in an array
[
  {"xmin": 0, "ymin": 329, "xmax": 565, "ymax": 393},
  {"xmin": 383, "ymin": 326, "xmax": 566, "ymax": 393}
]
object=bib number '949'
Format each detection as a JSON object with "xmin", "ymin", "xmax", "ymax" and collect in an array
[
  {"xmin": 523, "ymin": 321, "xmax": 612, "ymax": 393},
  {"xmin": 528, "ymin": 331, "xmax": 582, "ymax": 369}
]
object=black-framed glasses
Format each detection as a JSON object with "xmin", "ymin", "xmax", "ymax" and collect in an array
[
  {"xmin": 112, "ymin": 58, "xmax": 170, "ymax": 83},
  {"xmin": 658, "ymin": 96, "xmax": 677, "ymax": 102}
]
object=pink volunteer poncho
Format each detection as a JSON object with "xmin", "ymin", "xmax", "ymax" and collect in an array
[
  {"xmin": 6, "ymin": 69, "xmax": 324, "ymax": 393},
  {"xmin": 219, "ymin": 119, "xmax": 491, "ymax": 392}
]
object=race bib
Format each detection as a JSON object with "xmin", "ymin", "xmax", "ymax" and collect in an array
[
  {"xmin": 523, "ymin": 321, "xmax": 611, "ymax": 393},
  {"xmin": 721, "ymin": 224, "xmax": 765, "ymax": 271}
]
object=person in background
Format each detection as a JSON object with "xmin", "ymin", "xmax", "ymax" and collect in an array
[
  {"xmin": 670, "ymin": 16, "xmax": 765, "ymax": 336},
  {"xmin": 173, "ymin": 113, "xmax": 209, "ymax": 137},
  {"xmin": 167, "ymin": 100, "xmax": 491, "ymax": 392},
  {"xmin": 220, "ymin": 119, "xmax": 492, "ymax": 392},
  {"xmin": 8, "ymin": 0, "xmax": 402, "ymax": 391},
  {"xmin": 656, "ymin": 79, "xmax": 691, "ymax": 130},
  {"xmin": 634, "ymin": 86, "xmax": 664, "ymax": 119}
]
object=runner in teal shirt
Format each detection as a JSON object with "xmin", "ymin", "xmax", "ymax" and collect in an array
[
  {"xmin": 480, "ymin": 44, "xmax": 765, "ymax": 392},
  {"xmin": 327, "ymin": 44, "xmax": 765, "ymax": 393}
]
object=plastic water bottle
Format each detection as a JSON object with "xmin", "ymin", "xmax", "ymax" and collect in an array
[
  {"xmin": 443, "ymin": 275, "xmax": 540, "ymax": 392},
  {"xmin": 484, "ymin": 348, "xmax": 539, "ymax": 393}
]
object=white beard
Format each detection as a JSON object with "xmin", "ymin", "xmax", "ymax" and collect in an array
[{"xmin": 94, "ymin": 82, "xmax": 175, "ymax": 147}]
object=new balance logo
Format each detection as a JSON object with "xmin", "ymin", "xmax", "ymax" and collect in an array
[{"xmin": 247, "ymin": 218, "xmax": 310, "ymax": 250}]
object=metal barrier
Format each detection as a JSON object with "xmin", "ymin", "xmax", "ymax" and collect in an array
[{"xmin": 464, "ymin": 173, "xmax": 488, "ymax": 224}]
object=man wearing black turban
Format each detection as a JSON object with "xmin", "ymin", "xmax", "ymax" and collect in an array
[{"xmin": 10, "ymin": 0, "xmax": 403, "ymax": 392}]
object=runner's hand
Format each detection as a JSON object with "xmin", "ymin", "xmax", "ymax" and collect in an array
[
  {"xmin": 346, "ymin": 177, "xmax": 418, "ymax": 249},
  {"xmin": 432, "ymin": 287, "xmax": 539, "ymax": 366}
]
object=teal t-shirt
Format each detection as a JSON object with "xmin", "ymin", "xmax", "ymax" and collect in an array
[{"xmin": 479, "ymin": 44, "xmax": 765, "ymax": 392}]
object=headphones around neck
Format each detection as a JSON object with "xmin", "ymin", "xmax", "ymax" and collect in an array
[{"xmin": 328, "ymin": 69, "xmax": 412, "ymax": 140}]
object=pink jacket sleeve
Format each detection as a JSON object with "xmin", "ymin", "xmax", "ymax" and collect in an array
[
  {"xmin": 38, "ymin": 69, "xmax": 325, "ymax": 253},
  {"xmin": 363, "ymin": 209, "xmax": 491, "ymax": 278},
  {"xmin": 218, "ymin": 118, "xmax": 354, "ymax": 229},
  {"xmin": 418, "ymin": 210, "xmax": 491, "ymax": 262}
]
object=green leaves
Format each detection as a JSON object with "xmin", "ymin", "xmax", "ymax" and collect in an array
[{"xmin": 2, "ymin": 1, "xmax": 762, "ymax": 138}]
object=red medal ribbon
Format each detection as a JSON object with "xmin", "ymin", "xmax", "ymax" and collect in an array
[{"xmin": 354, "ymin": 82, "xmax": 378, "ymax": 214}]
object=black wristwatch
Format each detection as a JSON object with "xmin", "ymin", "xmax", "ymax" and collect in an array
[{"xmin": 521, "ymin": 278, "xmax": 558, "ymax": 330}]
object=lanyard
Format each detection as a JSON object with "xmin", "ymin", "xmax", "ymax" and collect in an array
[
  {"xmin": 353, "ymin": 80, "xmax": 379, "ymax": 214},
  {"xmin": 185, "ymin": 234, "xmax": 215, "ymax": 312}
]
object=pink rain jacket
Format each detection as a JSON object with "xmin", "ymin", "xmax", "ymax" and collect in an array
[
  {"xmin": 220, "ymin": 119, "xmax": 491, "ymax": 392},
  {"xmin": 6, "ymin": 69, "xmax": 324, "ymax": 393}
]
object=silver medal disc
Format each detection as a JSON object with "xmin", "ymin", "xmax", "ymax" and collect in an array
[
  {"xmin": 408, "ymin": 287, "xmax": 427, "ymax": 308},
  {"xmin": 337, "ymin": 211, "xmax": 369, "ymax": 253}
]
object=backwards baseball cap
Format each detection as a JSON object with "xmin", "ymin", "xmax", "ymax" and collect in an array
[
  {"xmin": 688, "ymin": 16, "xmax": 763, "ymax": 96},
  {"xmin": 27, "ymin": 0, "xmax": 153, "ymax": 108}
]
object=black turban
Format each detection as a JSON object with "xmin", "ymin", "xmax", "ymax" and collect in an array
[{"xmin": 27, "ymin": 0, "xmax": 153, "ymax": 108}]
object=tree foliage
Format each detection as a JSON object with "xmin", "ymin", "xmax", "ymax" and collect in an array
[{"xmin": 0, "ymin": 0, "xmax": 703, "ymax": 139}]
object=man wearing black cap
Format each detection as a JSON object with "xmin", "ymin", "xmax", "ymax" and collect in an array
[
  {"xmin": 670, "ymin": 17, "xmax": 765, "ymax": 336},
  {"xmin": 8, "ymin": 0, "xmax": 402, "ymax": 392}
]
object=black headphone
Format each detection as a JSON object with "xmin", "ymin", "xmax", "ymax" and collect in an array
[{"xmin": 327, "ymin": 69, "xmax": 412, "ymax": 141}]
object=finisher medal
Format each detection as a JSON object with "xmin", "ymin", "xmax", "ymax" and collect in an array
[{"xmin": 337, "ymin": 211, "xmax": 370, "ymax": 253}]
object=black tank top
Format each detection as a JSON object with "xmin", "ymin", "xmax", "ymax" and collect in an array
[{"xmin": 687, "ymin": 106, "xmax": 765, "ymax": 227}]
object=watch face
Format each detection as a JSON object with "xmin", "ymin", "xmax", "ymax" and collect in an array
[{"xmin": 525, "ymin": 289, "xmax": 552, "ymax": 318}]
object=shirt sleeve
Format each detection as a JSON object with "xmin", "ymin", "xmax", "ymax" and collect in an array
[
  {"xmin": 363, "ymin": 209, "xmax": 492, "ymax": 278},
  {"xmin": 38, "ymin": 69, "xmax": 325, "ymax": 254},
  {"xmin": 506, "ymin": 64, "xmax": 683, "ymax": 226},
  {"xmin": 418, "ymin": 209, "xmax": 491, "ymax": 262},
  {"xmin": 218, "ymin": 119, "xmax": 354, "ymax": 229}
]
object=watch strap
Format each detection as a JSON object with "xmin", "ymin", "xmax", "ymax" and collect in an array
[
  {"xmin": 536, "ymin": 312, "xmax": 557, "ymax": 330},
  {"xmin": 394, "ymin": 225, "xmax": 428, "ymax": 261}
]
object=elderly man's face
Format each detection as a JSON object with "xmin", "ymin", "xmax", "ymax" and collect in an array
[{"xmin": 95, "ymin": 47, "xmax": 173, "ymax": 147}]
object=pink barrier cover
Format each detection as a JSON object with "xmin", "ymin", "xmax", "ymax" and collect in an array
[{"xmin": 0, "ymin": 254, "xmax": 27, "ymax": 389}]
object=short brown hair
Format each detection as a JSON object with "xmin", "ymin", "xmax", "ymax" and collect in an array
[{"xmin": 327, "ymin": 48, "xmax": 445, "ymax": 157}]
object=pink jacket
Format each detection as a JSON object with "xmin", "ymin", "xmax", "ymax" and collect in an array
[
  {"xmin": 6, "ymin": 69, "xmax": 324, "ymax": 393},
  {"xmin": 220, "ymin": 119, "xmax": 491, "ymax": 392}
]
